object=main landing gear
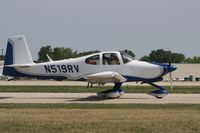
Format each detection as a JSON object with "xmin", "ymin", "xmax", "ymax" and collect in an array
[
  {"xmin": 97, "ymin": 82, "xmax": 168, "ymax": 99},
  {"xmin": 97, "ymin": 82, "xmax": 124, "ymax": 98}
]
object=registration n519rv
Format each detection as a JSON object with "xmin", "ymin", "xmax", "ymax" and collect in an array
[{"xmin": 3, "ymin": 35, "xmax": 177, "ymax": 98}]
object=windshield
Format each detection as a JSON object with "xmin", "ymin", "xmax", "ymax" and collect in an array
[{"xmin": 120, "ymin": 52, "xmax": 134, "ymax": 64}]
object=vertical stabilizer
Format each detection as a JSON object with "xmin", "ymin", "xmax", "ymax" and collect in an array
[
  {"xmin": 3, "ymin": 35, "xmax": 33, "ymax": 76},
  {"xmin": 7, "ymin": 35, "xmax": 33, "ymax": 65}
]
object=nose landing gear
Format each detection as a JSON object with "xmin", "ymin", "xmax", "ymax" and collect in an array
[{"xmin": 147, "ymin": 82, "xmax": 168, "ymax": 99}]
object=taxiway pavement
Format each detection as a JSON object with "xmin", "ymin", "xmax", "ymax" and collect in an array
[
  {"xmin": 0, "ymin": 80, "xmax": 200, "ymax": 86},
  {"xmin": 0, "ymin": 93, "xmax": 200, "ymax": 104}
]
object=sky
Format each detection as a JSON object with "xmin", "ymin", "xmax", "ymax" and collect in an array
[{"xmin": 0, "ymin": 0, "xmax": 200, "ymax": 60}]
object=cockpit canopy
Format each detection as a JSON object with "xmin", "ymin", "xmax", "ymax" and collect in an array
[
  {"xmin": 85, "ymin": 51, "xmax": 134, "ymax": 65},
  {"xmin": 120, "ymin": 51, "xmax": 135, "ymax": 64}
]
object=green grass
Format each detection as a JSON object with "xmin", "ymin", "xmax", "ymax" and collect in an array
[
  {"xmin": 0, "ymin": 103, "xmax": 200, "ymax": 110},
  {"xmin": 0, "ymin": 85, "xmax": 200, "ymax": 93},
  {"xmin": 0, "ymin": 103, "xmax": 200, "ymax": 133},
  {"xmin": 0, "ymin": 85, "xmax": 200, "ymax": 133}
]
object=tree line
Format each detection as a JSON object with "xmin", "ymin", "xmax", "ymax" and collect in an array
[
  {"xmin": 140, "ymin": 49, "xmax": 185, "ymax": 63},
  {"xmin": 0, "ymin": 45, "xmax": 199, "ymax": 63},
  {"xmin": 38, "ymin": 45, "xmax": 200, "ymax": 63},
  {"xmin": 38, "ymin": 45, "xmax": 135, "ymax": 62},
  {"xmin": 140, "ymin": 49, "xmax": 200, "ymax": 63}
]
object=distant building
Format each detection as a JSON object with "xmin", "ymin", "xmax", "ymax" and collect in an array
[{"xmin": 164, "ymin": 64, "xmax": 200, "ymax": 81}]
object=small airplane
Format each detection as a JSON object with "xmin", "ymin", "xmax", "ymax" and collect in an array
[{"xmin": 3, "ymin": 35, "xmax": 177, "ymax": 98}]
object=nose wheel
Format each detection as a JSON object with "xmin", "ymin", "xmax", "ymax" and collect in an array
[
  {"xmin": 147, "ymin": 82, "xmax": 168, "ymax": 99},
  {"xmin": 148, "ymin": 89, "xmax": 168, "ymax": 99}
]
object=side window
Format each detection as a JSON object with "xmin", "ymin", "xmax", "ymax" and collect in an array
[
  {"xmin": 103, "ymin": 53, "xmax": 120, "ymax": 65},
  {"xmin": 85, "ymin": 55, "xmax": 100, "ymax": 65}
]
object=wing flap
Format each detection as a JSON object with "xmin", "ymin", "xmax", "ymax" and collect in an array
[{"xmin": 86, "ymin": 71, "xmax": 127, "ymax": 83}]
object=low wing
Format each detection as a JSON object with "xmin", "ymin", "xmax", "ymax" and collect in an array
[{"xmin": 86, "ymin": 71, "xmax": 127, "ymax": 83}]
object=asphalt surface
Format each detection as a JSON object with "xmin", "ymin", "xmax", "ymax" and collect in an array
[
  {"xmin": 1, "ymin": 80, "xmax": 200, "ymax": 86},
  {"xmin": 0, "ymin": 93, "xmax": 200, "ymax": 104},
  {"xmin": 0, "ymin": 80, "xmax": 199, "ymax": 104}
]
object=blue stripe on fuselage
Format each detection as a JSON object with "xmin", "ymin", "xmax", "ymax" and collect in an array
[{"xmin": 124, "ymin": 75, "xmax": 163, "ymax": 82}]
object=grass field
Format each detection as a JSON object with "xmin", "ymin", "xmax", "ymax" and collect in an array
[
  {"xmin": 0, "ymin": 85, "xmax": 200, "ymax": 133},
  {"xmin": 0, "ymin": 85, "xmax": 200, "ymax": 93},
  {"xmin": 0, "ymin": 104, "xmax": 200, "ymax": 133}
]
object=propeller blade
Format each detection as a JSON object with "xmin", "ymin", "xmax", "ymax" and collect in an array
[
  {"xmin": 169, "ymin": 61, "xmax": 171, "ymax": 67},
  {"xmin": 169, "ymin": 72, "xmax": 173, "ymax": 92}
]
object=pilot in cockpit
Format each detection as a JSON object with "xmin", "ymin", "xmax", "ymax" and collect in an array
[{"xmin": 110, "ymin": 53, "xmax": 120, "ymax": 65}]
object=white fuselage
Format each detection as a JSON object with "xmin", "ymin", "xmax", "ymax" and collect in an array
[{"xmin": 15, "ymin": 52, "xmax": 164, "ymax": 81}]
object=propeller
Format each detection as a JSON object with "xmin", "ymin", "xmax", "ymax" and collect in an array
[
  {"xmin": 168, "ymin": 61, "xmax": 173, "ymax": 92},
  {"xmin": 169, "ymin": 71, "xmax": 173, "ymax": 92},
  {"xmin": 169, "ymin": 61, "xmax": 171, "ymax": 67}
]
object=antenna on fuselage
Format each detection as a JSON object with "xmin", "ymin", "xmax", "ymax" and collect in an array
[{"xmin": 46, "ymin": 54, "xmax": 53, "ymax": 62}]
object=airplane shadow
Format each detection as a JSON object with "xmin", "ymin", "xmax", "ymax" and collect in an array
[
  {"xmin": 0, "ymin": 97, "xmax": 11, "ymax": 99},
  {"xmin": 1, "ymin": 95, "xmax": 150, "ymax": 102},
  {"xmin": 69, "ymin": 95, "xmax": 150, "ymax": 102},
  {"xmin": 26, "ymin": 96, "xmax": 150, "ymax": 102},
  {"xmin": 69, "ymin": 95, "xmax": 109, "ymax": 102},
  {"xmin": 23, "ymin": 95, "xmax": 108, "ymax": 101}
]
